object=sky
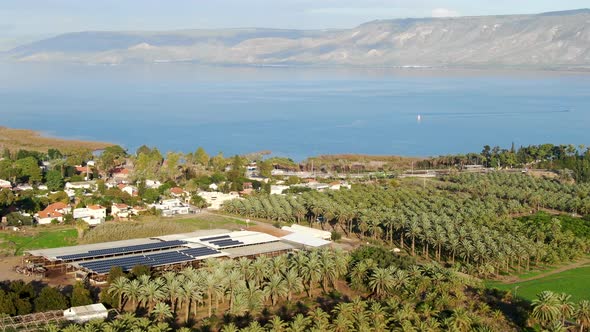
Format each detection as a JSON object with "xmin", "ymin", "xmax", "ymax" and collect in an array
[{"xmin": 0, "ymin": 0, "xmax": 588, "ymax": 50}]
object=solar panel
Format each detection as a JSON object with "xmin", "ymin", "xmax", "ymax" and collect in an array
[
  {"xmin": 200, "ymin": 235, "xmax": 230, "ymax": 241},
  {"xmin": 180, "ymin": 247, "xmax": 221, "ymax": 258},
  {"xmin": 145, "ymin": 252, "xmax": 194, "ymax": 266}
]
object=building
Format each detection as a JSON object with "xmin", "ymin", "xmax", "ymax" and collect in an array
[
  {"xmin": 199, "ymin": 191, "xmax": 240, "ymax": 210},
  {"xmin": 64, "ymin": 303, "xmax": 108, "ymax": 323},
  {"xmin": 111, "ymin": 168, "xmax": 130, "ymax": 181},
  {"xmin": 151, "ymin": 199, "xmax": 191, "ymax": 217},
  {"xmin": 270, "ymin": 185, "xmax": 290, "ymax": 195},
  {"xmin": 111, "ymin": 203, "xmax": 131, "ymax": 218},
  {"xmin": 65, "ymin": 181, "xmax": 96, "ymax": 190},
  {"xmin": 281, "ymin": 224, "xmax": 332, "ymax": 240},
  {"xmin": 0, "ymin": 179, "xmax": 11, "ymax": 189},
  {"xmin": 145, "ymin": 179, "xmax": 162, "ymax": 189},
  {"xmin": 24, "ymin": 230, "xmax": 293, "ymax": 283},
  {"xmin": 36, "ymin": 202, "xmax": 70, "ymax": 225},
  {"xmin": 73, "ymin": 205, "xmax": 107, "ymax": 225},
  {"xmin": 120, "ymin": 185, "xmax": 138, "ymax": 197}
]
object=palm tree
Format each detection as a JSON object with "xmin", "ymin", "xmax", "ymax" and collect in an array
[
  {"xmin": 204, "ymin": 272, "xmax": 219, "ymax": 317},
  {"xmin": 264, "ymin": 274, "xmax": 288, "ymax": 306},
  {"xmin": 310, "ymin": 307, "xmax": 331, "ymax": 330},
  {"xmin": 532, "ymin": 291, "xmax": 560, "ymax": 328},
  {"xmin": 220, "ymin": 323, "xmax": 239, "ymax": 332},
  {"xmin": 289, "ymin": 313, "xmax": 311, "ymax": 332},
  {"xmin": 303, "ymin": 252, "xmax": 323, "ymax": 297},
  {"xmin": 448, "ymin": 308, "xmax": 472, "ymax": 332},
  {"xmin": 576, "ymin": 300, "xmax": 590, "ymax": 332},
  {"xmin": 266, "ymin": 316, "xmax": 288, "ymax": 332},
  {"xmin": 243, "ymin": 321, "xmax": 266, "ymax": 332},
  {"xmin": 140, "ymin": 278, "xmax": 165, "ymax": 312},
  {"xmin": 331, "ymin": 313, "xmax": 354, "ymax": 332},
  {"xmin": 166, "ymin": 277, "xmax": 183, "ymax": 314},
  {"xmin": 368, "ymin": 267, "xmax": 394, "ymax": 299},
  {"xmin": 108, "ymin": 276, "xmax": 128, "ymax": 311},
  {"xmin": 556, "ymin": 293, "xmax": 575, "ymax": 325},
  {"xmin": 224, "ymin": 269, "xmax": 244, "ymax": 311},
  {"xmin": 405, "ymin": 219, "xmax": 421, "ymax": 256},
  {"xmin": 283, "ymin": 268, "xmax": 303, "ymax": 302},
  {"xmin": 123, "ymin": 279, "xmax": 142, "ymax": 312},
  {"xmin": 151, "ymin": 302, "xmax": 173, "ymax": 322}
]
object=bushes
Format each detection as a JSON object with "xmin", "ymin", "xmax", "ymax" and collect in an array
[{"xmin": 0, "ymin": 281, "xmax": 86, "ymax": 316}]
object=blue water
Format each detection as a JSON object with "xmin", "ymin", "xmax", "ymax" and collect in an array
[{"xmin": 1, "ymin": 63, "xmax": 589, "ymax": 160}]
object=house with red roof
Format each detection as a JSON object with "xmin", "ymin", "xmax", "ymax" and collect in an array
[{"xmin": 36, "ymin": 202, "xmax": 71, "ymax": 225}]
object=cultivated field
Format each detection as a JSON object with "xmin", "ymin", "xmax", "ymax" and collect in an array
[{"xmin": 487, "ymin": 264, "xmax": 590, "ymax": 302}]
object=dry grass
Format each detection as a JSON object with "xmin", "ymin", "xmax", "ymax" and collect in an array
[
  {"xmin": 80, "ymin": 214, "xmax": 246, "ymax": 244},
  {"xmin": 0, "ymin": 126, "xmax": 112, "ymax": 153}
]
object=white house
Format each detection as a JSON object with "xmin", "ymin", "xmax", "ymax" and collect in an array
[
  {"xmin": 270, "ymin": 185, "xmax": 290, "ymax": 195},
  {"xmin": 144, "ymin": 179, "xmax": 162, "ymax": 189},
  {"xmin": 208, "ymin": 183, "xmax": 218, "ymax": 191},
  {"xmin": 150, "ymin": 199, "xmax": 191, "ymax": 217},
  {"xmin": 73, "ymin": 205, "xmax": 107, "ymax": 225},
  {"xmin": 120, "ymin": 185, "xmax": 138, "ymax": 196},
  {"xmin": 0, "ymin": 179, "xmax": 12, "ymax": 189},
  {"xmin": 65, "ymin": 181, "xmax": 96, "ymax": 190},
  {"xmin": 199, "ymin": 191, "xmax": 240, "ymax": 210},
  {"xmin": 111, "ymin": 203, "xmax": 131, "ymax": 218}
]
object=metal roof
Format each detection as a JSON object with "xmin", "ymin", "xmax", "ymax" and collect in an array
[
  {"xmin": 281, "ymin": 233, "xmax": 331, "ymax": 248},
  {"xmin": 221, "ymin": 241, "xmax": 294, "ymax": 258},
  {"xmin": 25, "ymin": 238, "xmax": 161, "ymax": 260}
]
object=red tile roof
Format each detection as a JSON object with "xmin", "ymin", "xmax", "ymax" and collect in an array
[
  {"xmin": 88, "ymin": 205, "xmax": 105, "ymax": 210},
  {"xmin": 45, "ymin": 202, "xmax": 68, "ymax": 211},
  {"xmin": 170, "ymin": 187, "xmax": 184, "ymax": 195},
  {"xmin": 75, "ymin": 166, "xmax": 90, "ymax": 173},
  {"xmin": 113, "ymin": 203, "xmax": 128, "ymax": 209},
  {"xmin": 38, "ymin": 211, "xmax": 63, "ymax": 219}
]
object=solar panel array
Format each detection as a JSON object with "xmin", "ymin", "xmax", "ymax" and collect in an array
[
  {"xmin": 56, "ymin": 240, "xmax": 187, "ymax": 261},
  {"xmin": 79, "ymin": 256, "xmax": 153, "ymax": 274},
  {"xmin": 79, "ymin": 246, "xmax": 224, "ymax": 274}
]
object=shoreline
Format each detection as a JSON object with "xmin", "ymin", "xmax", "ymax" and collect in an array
[{"xmin": 0, "ymin": 126, "xmax": 113, "ymax": 153}]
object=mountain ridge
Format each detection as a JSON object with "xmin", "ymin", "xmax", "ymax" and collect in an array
[{"xmin": 5, "ymin": 9, "xmax": 590, "ymax": 69}]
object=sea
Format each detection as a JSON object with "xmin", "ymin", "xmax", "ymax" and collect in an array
[{"xmin": 1, "ymin": 63, "xmax": 589, "ymax": 160}]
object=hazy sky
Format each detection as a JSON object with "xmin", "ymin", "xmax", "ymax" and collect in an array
[{"xmin": 0, "ymin": 0, "xmax": 587, "ymax": 49}]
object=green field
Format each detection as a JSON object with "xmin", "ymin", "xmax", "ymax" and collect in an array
[
  {"xmin": 0, "ymin": 228, "xmax": 78, "ymax": 255},
  {"xmin": 487, "ymin": 265, "xmax": 590, "ymax": 303}
]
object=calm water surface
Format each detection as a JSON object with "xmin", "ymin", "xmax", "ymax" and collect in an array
[{"xmin": 0, "ymin": 63, "xmax": 588, "ymax": 160}]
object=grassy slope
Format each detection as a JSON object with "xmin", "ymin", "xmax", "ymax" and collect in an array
[
  {"xmin": 0, "ymin": 228, "xmax": 78, "ymax": 255},
  {"xmin": 0, "ymin": 126, "xmax": 112, "ymax": 153},
  {"xmin": 487, "ymin": 264, "xmax": 590, "ymax": 302}
]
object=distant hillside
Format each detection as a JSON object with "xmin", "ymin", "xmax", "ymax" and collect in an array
[{"xmin": 5, "ymin": 9, "xmax": 590, "ymax": 69}]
